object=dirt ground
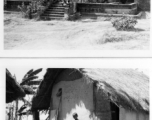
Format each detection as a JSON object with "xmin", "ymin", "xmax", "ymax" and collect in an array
[{"xmin": 4, "ymin": 11, "xmax": 150, "ymax": 50}]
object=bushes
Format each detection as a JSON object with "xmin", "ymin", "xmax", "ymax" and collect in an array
[
  {"xmin": 111, "ymin": 16, "xmax": 137, "ymax": 30},
  {"xmin": 18, "ymin": 0, "xmax": 48, "ymax": 19}
]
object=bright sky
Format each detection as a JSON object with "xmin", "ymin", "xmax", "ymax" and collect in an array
[{"xmin": 7, "ymin": 67, "xmax": 47, "ymax": 83}]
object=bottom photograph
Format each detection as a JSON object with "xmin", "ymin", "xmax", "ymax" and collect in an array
[{"xmin": 6, "ymin": 68, "xmax": 149, "ymax": 120}]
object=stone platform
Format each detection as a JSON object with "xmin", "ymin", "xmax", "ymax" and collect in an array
[{"xmin": 77, "ymin": 2, "xmax": 137, "ymax": 15}]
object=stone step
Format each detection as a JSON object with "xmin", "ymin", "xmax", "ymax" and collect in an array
[
  {"xmin": 42, "ymin": 14, "xmax": 64, "ymax": 17},
  {"xmin": 46, "ymin": 11, "xmax": 64, "ymax": 14},
  {"xmin": 51, "ymin": 4, "xmax": 68, "ymax": 7},
  {"xmin": 48, "ymin": 5, "xmax": 69, "ymax": 8},
  {"xmin": 51, "ymin": 4, "xmax": 64, "ymax": 7},
  {"xmin": 49, "ymin": 6, "xmax": 65, "ymax": 9},
  {"xmin": 41, "ymin": 2, "xmax": 66, "ymax": 20},
  {"xmin": 44, "ymin": 11, "xmax": 64, "ymax": 15},
  {"xmin": 41, "ymin": 16, "xmax": 64, "ymax": 20},
  {"xmin": 47, "ymin": 8, "xmax": 64, "ymax": 11}
]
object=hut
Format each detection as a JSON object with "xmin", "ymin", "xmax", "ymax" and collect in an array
[
  {"xmin": 6, "ymin": 69, "xmax": 25, "ymax": 103},
  {"xmin": 32, "ymin": 68, "xmax": 149, "ymax": 120}
]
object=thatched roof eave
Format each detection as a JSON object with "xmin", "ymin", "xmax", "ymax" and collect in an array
[
  {"xmin": 32, "ymin": 68, "xmax": 149, "ymax": 113},
  {"xmin": 80, "ymin": 69, "xmax": 149, "ymax": 113},
  {"xmin": 6, "ymin": 69, "xmax": 25, "ymax": 103}
]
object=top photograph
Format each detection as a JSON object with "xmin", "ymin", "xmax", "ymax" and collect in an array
[{"xmin": 4, "ymin": 0, "xmax": 150, "ymax": 51}]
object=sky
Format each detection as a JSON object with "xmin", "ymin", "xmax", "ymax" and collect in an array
[{"xmin": 7, "ymin": 67, "xmax": 47, "ymax": 83}]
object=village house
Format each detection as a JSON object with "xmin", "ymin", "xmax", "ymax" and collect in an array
[{"xmin": 32, "ymin": 68, "xmax": 149, "ymax": 120}]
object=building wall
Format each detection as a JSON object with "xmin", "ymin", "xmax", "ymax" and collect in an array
[
  {"xmin": 6, "ymin": 1, "xmax": 30, "ymax": 9},
  {"xmin": 77, "ymin": 3, "xmax": 137, "ymax": 15},
  {"xmin": 135, "ymin": 0, "xmax": 150, "ymax": 11},
  {"xmin": 119, "ymin": 107, "xmax": 149, "ymax": 120},
  {"xmin": 93, "ymin": 85, "xmax": 111, "ymax": 120},
  {"xmin": 51, "ymin": 77, "xmax": 94, "ymax": 120}
]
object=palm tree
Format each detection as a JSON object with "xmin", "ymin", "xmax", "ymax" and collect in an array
[{"xmin": 15, "ymin": 68, "xmax": 43, "ymax": 120}]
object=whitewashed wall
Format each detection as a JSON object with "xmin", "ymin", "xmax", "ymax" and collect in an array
[
  {"xmin": 51, "ymin": 77, "xmax": 94, "ymax": 120},
  {"xmin": 120, "ymin": 107, "xmax": 149, "ymax": 120}
]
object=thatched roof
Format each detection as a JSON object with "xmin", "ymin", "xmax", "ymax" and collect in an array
[
  {"xmin": 32, "ymin": 68, "xmax": 149, "ymax": 113},
  {"xmin": 32, "ymin": 69, "xmax": 65, "ymax": 111},
  {"xmin": 6, "ymin": 69, "xmax": 25, "ymax": 103}
]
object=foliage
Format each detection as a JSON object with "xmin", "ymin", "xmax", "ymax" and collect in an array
[
  {"xmin": 111, "ymin": 16, "xmax": 138, "ymax": 30},
  {"xmin": 18, "ymin": 0, "xmax": 48, "ymax": 19},
  {"xmin": 18, "ymin": 68, "xmax": 42, "ymax": 116},
  {"xmin": 20, "ymin": 68, "xmax": 42, "ymax": 86},
  {"xmin": 6, "ymin": 68, "xmax": 42, "ymax": 118}
]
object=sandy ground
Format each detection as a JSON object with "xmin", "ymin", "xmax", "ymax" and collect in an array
[{"xmin": 4, "ymin": 11, "xmax": 150, "ymax": 50}]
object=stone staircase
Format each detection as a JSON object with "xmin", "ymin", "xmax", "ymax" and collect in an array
[{"xmin": 41, "ymin": 1, "xmax": 67, "ymax": 20}]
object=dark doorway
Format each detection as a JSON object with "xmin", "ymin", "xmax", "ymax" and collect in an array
[
  {"xmin": 110, "ymin": 102, "xmax": 119, "ymax": 120},
  {"xmin": 127, "ymin": 0, "xmax": 134, "ymax": 3}
]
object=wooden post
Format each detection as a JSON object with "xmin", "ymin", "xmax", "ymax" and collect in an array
[
  {"xmin": 33, "ymin": 110, "xmax": 40, "ymax": 120},
  {"xmin": 15, "ymin": 99, "xmax": 18, "ymax": 120},
  {"xmin": 8, "ymin": 107, "xmax": 11, "ymax": 120},
  {"xmin": 19, "ymin": 116, "xmax": 21, "ymax": 120}
]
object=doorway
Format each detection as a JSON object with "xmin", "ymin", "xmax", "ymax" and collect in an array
[{"xmin": 110, "ymin": 102, "xmax": 119, "ymax": 120}]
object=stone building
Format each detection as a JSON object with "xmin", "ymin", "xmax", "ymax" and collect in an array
[
  {"xmin": 4, "ymin": 0, "xmax": 32, "ymax": 10},
  {"xmin": 4, "ymin": 0, "xmax": 150, "ymax": 11},
  {"xmin": 32, "ymin": 68, "xmax": 149, "ymax": 120}
]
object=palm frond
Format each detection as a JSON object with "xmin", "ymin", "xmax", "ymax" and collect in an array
[
  {"xmin": 20, "ymin": 76, "xmax": 38, "ymax": 85},
  {"xmin": 21, "ymin": 85, "xmax": 35, "ymax": 94},
  {"xmin": 17, "ymin": 109, "xmax": 32, "ymax": 116},
  {"xmin": 28, "ymin": 68, "xmax": 42, "ymax": 78},
  {"xmin": 19, "ymin": 98, "xmax": 32, "ymax": 106},
  {"xmin": 27, "ymin": 80, "xmax": 41, "ymax": 86},
  {"xmin": 18, "ymin": 104, "xmax": 27, "ymax": 113},
  {"xmin": 22, "ymin": 69, "xmax": 33, "ymax": 80}
]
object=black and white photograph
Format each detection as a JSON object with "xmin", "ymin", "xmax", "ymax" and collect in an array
[
  {"xmin": 3, "ymin": 0, "xmax": 150, "ymax": 50},
  {"xmin": 5, "ymin": 67, "xmax": 149, "ymax": 120}
]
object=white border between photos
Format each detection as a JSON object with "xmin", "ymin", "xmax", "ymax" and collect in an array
[
  {"xmin": 0, "ymin": 58, "xmax": 152, "ymax": 120},
  {"xmin": 0, "ymin": 1, "xmax": 152, "ymax": 57}
]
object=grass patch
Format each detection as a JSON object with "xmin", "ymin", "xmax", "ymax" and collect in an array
[{"xmin": 97, "ymin": 31, "xmax": 136, "ymax": 44}]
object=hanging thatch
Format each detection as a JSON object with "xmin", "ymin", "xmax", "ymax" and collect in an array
[
  {"xmin": 6, "ymin": 69, "xmax": 25, "ymax": 103},
  {"xmin": 31, "ymin": 68, "xmax": 149, "ymax": 113},
  {"xmin": 32, "ymin": 68, "xmax": 65, "ymax": 111}
]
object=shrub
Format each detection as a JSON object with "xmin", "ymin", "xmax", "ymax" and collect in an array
[
  {"xmin": 111, "ymin": 16, "xmax": 137, "ymax": 30},
  {"xmin": 18, "ymin": 0, "xmax": 48, "ymax": 19}
]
